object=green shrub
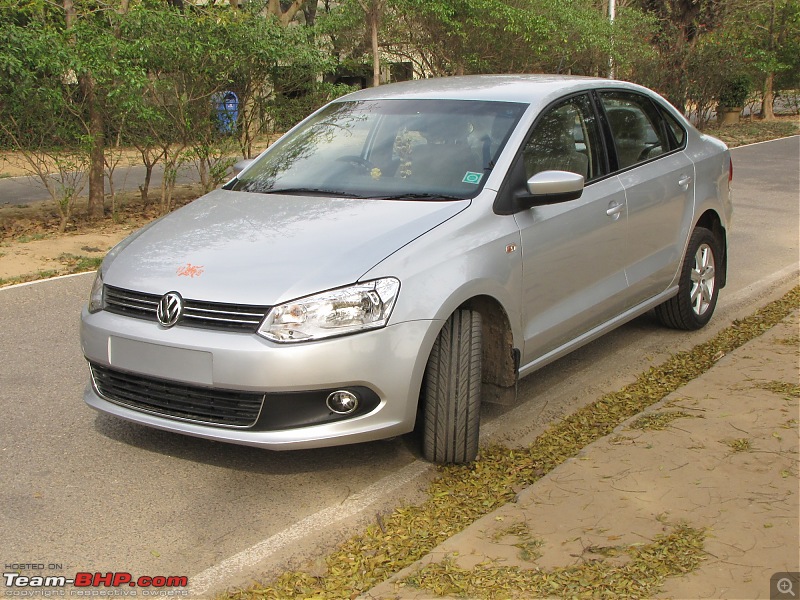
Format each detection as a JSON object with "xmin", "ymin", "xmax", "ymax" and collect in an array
[{"xmin": 719, "ymin": 75, "xmax": 752, "ymax": 108}]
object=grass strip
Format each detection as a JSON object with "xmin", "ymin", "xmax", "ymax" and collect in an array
[
  {"xmin": 707, "ymin": 117, "xmax": 798, "ymax": 148},
  {"xmin": 403, "ymin": 522, "xmax": 705, "ymax": 599},
  {"xmin": 0, "ymin": 254, "xmax": 102, "ymax": 287},
  {"xmin": 0, "ymin": 270, "xmax": 61, "ymax": 287},
  {"xmin": 224, "ymin": 286, "xmax": 799, "ymax": 600}
]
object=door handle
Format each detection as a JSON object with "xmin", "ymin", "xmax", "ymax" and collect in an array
[
  {"xmin": 606, "ymin": 201, "xmax": 624, "ymax": 219},
  {"xmin": 678, "ymin": 175, "xmax": 693, "ymax": 189}
]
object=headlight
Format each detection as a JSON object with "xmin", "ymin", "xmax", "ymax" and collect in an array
[
  {"xmin": 88, "ymin": 270, "xmax": 104, "ymax": 313},
  {"xmin": 258, "ymin": 278, "xmax": 400, "ymax": 343}
]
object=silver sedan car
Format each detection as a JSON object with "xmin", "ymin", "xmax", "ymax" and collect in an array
[{"xmin": 80, "ymin": 75, "xmax": 733, "ymax": 463}]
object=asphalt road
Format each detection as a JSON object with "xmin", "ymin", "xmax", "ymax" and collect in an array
[
  {"xmin": 0, "ymin": 163, "xmax": 201, "ymax": 206},
  {"xmin": 1, "ymin": 136, "xmax": 798, "ymax": 596}
]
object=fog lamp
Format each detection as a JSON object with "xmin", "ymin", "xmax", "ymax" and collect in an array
[{"xmin": 326, "ymin": 390, "xmax": 359, "ymax": 415}]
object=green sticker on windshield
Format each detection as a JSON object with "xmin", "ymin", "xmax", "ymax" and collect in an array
[{"xmin": 462, "ymin": 171, "xmax": 483, "ymax": 184}]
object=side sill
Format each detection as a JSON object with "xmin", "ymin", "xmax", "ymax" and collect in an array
[{"xmin": 518, "ymin": 286, "xmax": 679, "ymax": 379}]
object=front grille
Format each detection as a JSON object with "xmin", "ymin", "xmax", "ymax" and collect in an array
[
  {"xmin": 104, "ymin": 286, "xmax": 159, "ymax": 320},
  {"xmin": 90, "ymin": 363, "xmax": 265, "ymax": 427},
  {"xmin": 104, "ymin": 285, "xmax": 270, "ymax": 333}
]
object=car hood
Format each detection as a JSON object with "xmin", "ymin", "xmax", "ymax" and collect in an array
[{"xmin": 103, "ymin": 189, "xmax": 469, "ymax": 305}]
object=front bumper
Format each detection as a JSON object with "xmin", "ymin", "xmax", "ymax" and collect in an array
[{"xmin": 81, "ymin": 307, "xmax": 440, "ymax": 450}]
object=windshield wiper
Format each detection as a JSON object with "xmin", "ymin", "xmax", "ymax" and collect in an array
[
  {"xmin": 259, "ymin": 187, "xmax": 363, "ymax": 198},
  {"xmin": 374, "ymin": 193, "xmax": 466, "ymax": 201}
]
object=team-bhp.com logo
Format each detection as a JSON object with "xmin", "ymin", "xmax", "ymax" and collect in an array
[{"xmin": 4, "ymin": 572, "xmax": 188, "ymax": 594}]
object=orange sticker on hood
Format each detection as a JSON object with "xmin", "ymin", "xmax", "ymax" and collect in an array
[{"xmin": 177, "ymin": 263, "xmax": 205, "ymax": 278}]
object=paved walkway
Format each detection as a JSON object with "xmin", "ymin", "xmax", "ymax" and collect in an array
[{"xmin": 363, "ymin": 312, "xmax": 800, "ymax": 600}]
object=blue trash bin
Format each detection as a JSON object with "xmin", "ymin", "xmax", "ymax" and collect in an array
[{"xmin": 213, "ymin": 91, "xmax": 239, "ymax": 134}]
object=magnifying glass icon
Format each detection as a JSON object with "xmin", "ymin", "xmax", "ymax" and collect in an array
[{"xmin": 778, "ymin": 577, "xmax": 796, "ymax": 597}]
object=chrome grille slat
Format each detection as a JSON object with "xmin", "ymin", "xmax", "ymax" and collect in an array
[
  {"xmin": 183, "ymin": 314, "xmax": 262, "ymax": 325},
  {"xmin": 113, "ymin": 300, "xmax": 159, "ymax": 311},
  {"xmin": 103, "ymin": 285, "xmax": 270, "ymax": 332},
  {"xmin": 109, "ymin": 292, "xmax": 159, "ymax": 306},
  {"xmin": 90, "ymin": 363, "xmax": 264, "ymax": 427},
  {"xmin": 187, "ymin": 306, "xmax": 263, "ymax": 318}
]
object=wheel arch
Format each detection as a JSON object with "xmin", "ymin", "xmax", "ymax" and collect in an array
[
  {"xmin": 460, "ymin": 295, "xmax": 519, "ymax": 405},
  {"xmin": 694, "ymin": 209, "xmax": 727, "ymax": 289},
  {"xmin": 418, "ymin": 294, "xmax": 518, "ymax": 462}
]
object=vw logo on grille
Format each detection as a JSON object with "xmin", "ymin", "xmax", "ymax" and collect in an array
[{"xmin": 157, "ymin": 292, "xmax": 184, "ymax": 327}]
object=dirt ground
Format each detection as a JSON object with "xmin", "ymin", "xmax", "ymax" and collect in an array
[
  {"xmin": 0, "ymin": 183, "xmax": 201, "ymax": 284},
  {"xmin": 0, "ymin": 141, "xmax": 276, "ymax": 285}
]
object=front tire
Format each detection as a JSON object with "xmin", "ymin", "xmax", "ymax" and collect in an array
[
  {"xmin": 656, "ymin": 227, "xmax": 720, "ymax": 330},
  {"xmin": 422, "ymin": 309, "xmax": 482, "ymax": 464}
]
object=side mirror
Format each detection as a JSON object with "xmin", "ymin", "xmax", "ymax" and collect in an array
[
  {"xmin": 519, "ymin": 170, "xmax": 584, "ymax": 208},
  {"xmin": 232, "ymin": 159, "xmax": 255, "ymax": 176}
]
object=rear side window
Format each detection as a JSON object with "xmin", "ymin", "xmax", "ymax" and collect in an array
[
  {"xmin": 599, "ymin": 92, "xmax": 672, "ymax": 170},
  {"xmin": 659, "ymin": 107, "xmax": 687, "ymax": 149}
]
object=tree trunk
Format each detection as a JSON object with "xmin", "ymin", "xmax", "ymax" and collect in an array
[
  {"xmin": 761, "ymin": 72, "xmax": 776, "ymax": 120},
  {"xmin": 358, "ymin": 0, "xmax": 384, "ymax": 86},
  {"xmin": 265, "ymin": 0, "xmax": 306, "ymax": 26},
  {"xmin": 198, "ymin": 157, "xmax": 211, "ymax": 193},
  {"xmin": 64, "ymin": 0, "xmax": 76, "ymax": 27},
  {"xmin": 139, "ymin": 162, "xmax": 153, "ymax": 204},
  {"xmin": 85, "ymin": 75, "xmax": 106, "ymax": 219},
  {"xmin": 139, "ymin": 168, "xmax": 152, "ymax": 203},
  {"xmin": 137, "ymin": 146, "xmax": 164, "ymax": 203},
  {"xmin": 66, "ymin": 1, "xmax": 104, "ymax": 219},
  {"xmin": 760, "ymin": 0, "xmax": 777, "ymax": 121},
  {"xmin": 303, "ymin": 1, "xmax": 317, "ymax": 26},
  {"xmin": 370, "ymin": 10, "xmax": 380, "ymax": 86}
]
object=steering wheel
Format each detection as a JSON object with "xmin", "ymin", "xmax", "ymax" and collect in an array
[
  {"xmin": 638, "ymin": 143, "xmax": 662, "ymax": 161},
  {"xmin": 336, "ymin": 155, "xmax": 377, "ymax": 171}
]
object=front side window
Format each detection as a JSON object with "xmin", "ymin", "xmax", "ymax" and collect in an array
[
  {"xmin": 599, "ymin": 92, "xmax": 672, "ymax": 170},
  {"xmin": 230, "ymin": 99, "xmax": 527, "ymax": 200},
  {"xmin": 522, "ymin": 94, "xmax": 604, "ymax": 183}
]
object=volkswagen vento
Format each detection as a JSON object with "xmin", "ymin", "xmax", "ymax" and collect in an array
[{"xmin": 80, "ymin": 75, "xmax": 733, "ymax": 463}]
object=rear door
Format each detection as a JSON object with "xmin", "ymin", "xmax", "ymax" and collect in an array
[{"xmin": 598, "ymin": 91, "xmax": 694, "ymax": 307}]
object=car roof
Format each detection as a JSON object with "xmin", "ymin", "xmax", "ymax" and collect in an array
[{"xmin": 336, "ymin": 74, "xmax": 652, "ymax": 106}]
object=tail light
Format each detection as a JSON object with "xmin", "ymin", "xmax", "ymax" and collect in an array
[{"xmin": 728, "ymin": 156, "xmax": 733, "ymax": 182}]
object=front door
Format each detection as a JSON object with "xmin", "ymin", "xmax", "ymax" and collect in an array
[{"xmin": 514, "ymin": 94, "xmax": 629, "ymax": 367}]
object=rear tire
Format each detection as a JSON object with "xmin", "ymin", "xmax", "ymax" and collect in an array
[
  {"xmin": 422, "ymin": 309, "xmax": 482, "ymax": 464},
  {"xmin": 656, "ymin": 227, "xmax": 720, "ymax": 330}
]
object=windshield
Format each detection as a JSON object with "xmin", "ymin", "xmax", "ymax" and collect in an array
[{"xmin": 229, "ymin": 99, "xmax": 527, "ymax": 200}]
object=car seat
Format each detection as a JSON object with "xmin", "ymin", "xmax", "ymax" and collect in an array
[
  {"xmin": 605, "ymin": 107, "xmax": 647, "ymax": 169},
  {"xmin": 409, "ymin": 115, "xmax": 481, "ymax": 189},
  {"xmin": 523, "ymin": 111, "xmax": 589, "ymax": 179}
]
